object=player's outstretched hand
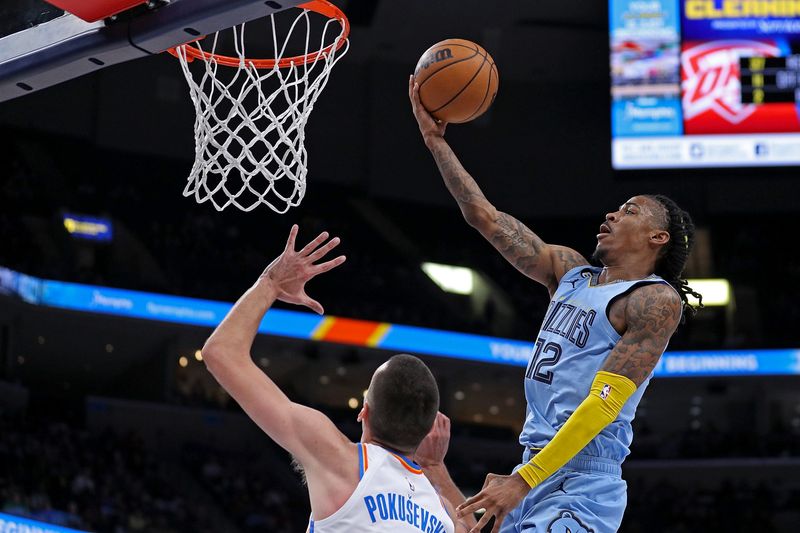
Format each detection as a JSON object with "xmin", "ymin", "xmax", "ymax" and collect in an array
[
  {"xmin": 414, "ymin": 412, "xmax": 451, "ymax": 467},
  {"xmin": 409, "ymin": 74, "xmax": 447, "ymax": 141},
  {"xmin": 456, "ymin": 472, "xmax": 529, "ymax": 533},
  {"xmin": 260, "ymin": 224, "xmax": 346, "ymax": 315}
]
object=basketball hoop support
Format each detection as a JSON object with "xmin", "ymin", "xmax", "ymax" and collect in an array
[
  {"xmin": 0, "ymin": 0, "xmax": 307, "ymax": 102},
  {"xmin": 44, "ymin": 0, "xmax": 149, "ymax": 23}
]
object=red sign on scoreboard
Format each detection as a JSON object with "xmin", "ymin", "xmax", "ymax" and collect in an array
[{"xmin": 681, "ymin": 39, "xmax": 800, "ymax": 134}]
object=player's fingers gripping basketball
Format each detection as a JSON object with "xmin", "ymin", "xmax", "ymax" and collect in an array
[{"xmin": 409, "ymin": 75, "xmax": 447, "ymax": 139}]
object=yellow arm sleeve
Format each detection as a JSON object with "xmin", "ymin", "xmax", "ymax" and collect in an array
[{"xmin": 516, "ymin": 371, "xmax": 637, "ymax": 489}]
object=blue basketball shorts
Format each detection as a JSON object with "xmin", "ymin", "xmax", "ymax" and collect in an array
[{"xmin": 498, "ymin": 450, "xmax": 627, "ymax": 533}]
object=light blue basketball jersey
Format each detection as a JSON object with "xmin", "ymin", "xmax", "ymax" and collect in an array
[{"xmin": 519, "ymin": 265, "xmax": 675, "ymax": 463}]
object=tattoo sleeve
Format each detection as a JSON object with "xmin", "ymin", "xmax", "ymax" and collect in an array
[
  {"xmin": 428, "ymin": 137, "xmax": 491, "ymax": 208},
  {"xmin": 549, "ymin": 245, "xmax": 591, "ymax": 281},
  {"xmin": 602, "ymin": 284, "xmax": 682, "ymax": 386},
  {"xmin": 427, "ymin": 137, "xmax": 587, "ymax": 291},
  {"xmin": 491, "ymin": 212, "xmax": 551, "ymax": 286}
]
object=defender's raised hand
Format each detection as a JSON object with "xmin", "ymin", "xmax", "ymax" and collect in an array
[
  {"xmin": 415, "ymin": 412, "xmax": 451, "ymax": 468},
  {"xmin": 415, "ymin": 412, "xmax": 479, "ymax": 533},
  {"xmin": 261, "ymin": 225, "xmax": 346, "ymax": 315}
]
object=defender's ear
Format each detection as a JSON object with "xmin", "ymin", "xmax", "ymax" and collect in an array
[{"xmin": 357, "ymin": 401, "xmax": 369, "ymax": 423}]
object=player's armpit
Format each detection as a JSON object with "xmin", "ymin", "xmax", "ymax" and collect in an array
[
  {"xmin": 203, "ymin": 353, "xmax": 351, "ymax": 466},
  {"xmin": 601, "ymin": 283, "xmax": 682, "ymax": 386},
  {"xmin": 548, "ymin": 245, "xmax": 590, "ymax": 286}
]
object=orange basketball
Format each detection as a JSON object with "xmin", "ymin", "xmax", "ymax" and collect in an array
[{"xmin": 413, "ymin": 39, "xmax": 499, "ymax": 124}]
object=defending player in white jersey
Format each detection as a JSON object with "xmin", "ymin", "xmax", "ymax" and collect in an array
[{"xmin": 200, "ymin": 225, "xmax": 475, "ymax": 533}]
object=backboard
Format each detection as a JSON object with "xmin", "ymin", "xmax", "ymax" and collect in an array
[{"xmin": 0, "ymin": 0, "xmax": 308, "ymax": 102}]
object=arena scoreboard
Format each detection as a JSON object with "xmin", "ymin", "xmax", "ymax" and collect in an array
[
  {"xmin": 611, "ymin": 0, "xmax": 800, "ymax": 168},
  {"xmin": 740, "ymin": 55, "xmax": 800, "ymax": 103}
]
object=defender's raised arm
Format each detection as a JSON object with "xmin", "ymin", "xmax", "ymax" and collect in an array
[
  {"xmin": 409, "ymin": 76, "xmax": 587, "ymax": 294},
  {"xmin": 200, "ymin": 226, "xmax": 353, "ymax": 519}
]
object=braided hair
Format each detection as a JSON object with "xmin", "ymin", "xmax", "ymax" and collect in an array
[{"xmin": 647, "ymin": 194, "xmax": 703, "ymax": 322}]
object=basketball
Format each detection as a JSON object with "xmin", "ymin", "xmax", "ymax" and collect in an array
[{"xmin": 413, "ymin": 38, "xmax": 499, "ymax": 124}]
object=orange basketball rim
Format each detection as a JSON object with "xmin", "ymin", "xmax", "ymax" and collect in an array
[{"xmin": 168, "ymin": 0, "xmax": 350, "ymax": 69}]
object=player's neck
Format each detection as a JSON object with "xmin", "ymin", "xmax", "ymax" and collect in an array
[
  {"xmin": 367, "ymin": 437, "xmax": 415, "ymax": 458},
  {"xmin": 597, "ymin": 263, "xmax": 654, "ymax": 285}
]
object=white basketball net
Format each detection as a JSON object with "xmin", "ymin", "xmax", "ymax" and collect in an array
[{"xmin": 174, "ymin": 9, "xmax": 349, "ymax": 212}]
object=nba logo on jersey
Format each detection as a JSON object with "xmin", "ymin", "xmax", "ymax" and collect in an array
[
  {"xmin": 600, "ymin": 384, "xmax": 611, "ymax": 400},
  {"xmin": 546, "ymin": 511, "xmax": 593, "ymax": 533}
]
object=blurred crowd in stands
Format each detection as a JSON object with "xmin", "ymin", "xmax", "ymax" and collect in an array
[
  {"xmin": 184, "ymin": 446, "xmax": 307, "ymax": 532},
  {"xmin": 632, "ymin": 418, "xmax": 800, "ymax": 460},
  {"xmin": 0, "ymin": 414, "xmax": 205, "ymax": 532},
  {"xmin": 2, "ymin": 408, "xmax": 799, "ymax": 532},
  {"xmin": 622, "ymin": 476, "xmax": 800, "ymax": 532}
]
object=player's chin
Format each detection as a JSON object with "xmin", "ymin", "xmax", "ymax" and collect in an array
[{"xmin": 590, "ymin": 244, "xmax": 607, "ymax": 264}]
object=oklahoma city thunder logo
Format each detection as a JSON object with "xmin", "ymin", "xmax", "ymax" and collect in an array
[
  {"xmin": 681, "ymin": 40, "xmax": 780, "ymax": 124},
  {"xmin": 547, "ymin": 511, "xmax": 593, "ymax": 533}
]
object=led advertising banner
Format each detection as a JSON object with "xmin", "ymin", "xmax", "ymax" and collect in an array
[
  {"xmin": 0, "ymin": 512, "xmax": 89, "ymax": 533},
  {"xmin": 2, "ymin": 266, "xmax": 799, "ymax": 376},
  {"xmin": 611, "ymin": 0, "xmax": 800, "ymax": 168}
]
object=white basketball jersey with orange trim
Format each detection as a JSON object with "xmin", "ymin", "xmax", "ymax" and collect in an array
[{"xmin": 308, "ymin": 443, "xmax": 454, "ymax": 533}]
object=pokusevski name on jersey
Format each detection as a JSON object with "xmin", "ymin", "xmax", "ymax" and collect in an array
[
  {"xmin": 309, "ymin": 443, "xmax": 453, "ymax": 532},
  {"xmin": 363, "ymin": 492, "xmax": 447, "ymax": 533}
]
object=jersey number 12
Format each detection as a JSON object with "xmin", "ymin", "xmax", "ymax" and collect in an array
[{"xmin": 525, "ymin": 338, "xmax": 562, "ymax": 385}]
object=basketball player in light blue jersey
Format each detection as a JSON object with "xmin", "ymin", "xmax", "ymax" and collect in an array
[
  {"xmin": 200, "ymin": 225, "xmax": 475, "ymax": 533},
  {"xmin": 410, "ymin": 76, "xmax": 702, "ymax": 532}
]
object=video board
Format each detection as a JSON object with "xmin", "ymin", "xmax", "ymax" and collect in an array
[{"xmin": 611, "ymin": 0, "xmax": 800, "ymax": 168}]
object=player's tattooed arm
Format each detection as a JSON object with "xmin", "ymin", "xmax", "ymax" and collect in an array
[
  {"xmin": 489, "ymin": 211, "xmax": 551, "ymax": 287},
  {"xmin": 549, "ymin": 245, "xmax": 590, "ymax": 281},
  {"xmin": 408, "ymin": 75, "xmax": 587, "ymax": 292},
  {"xmin": 602, "ymin": 283, "xmax": 682, "ymax": 386},
  {"xmin": 429, "ymin": 140, "xmax": 588, "ymax": 292}
]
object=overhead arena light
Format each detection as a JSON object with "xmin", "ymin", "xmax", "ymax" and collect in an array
[
  {"xmin": 421, "ymin": 262, "xmax": 475, "ymax": 295},
  {"xmin": 686, "ymin": 279, "xmax": 731, "ymax": 307}
]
